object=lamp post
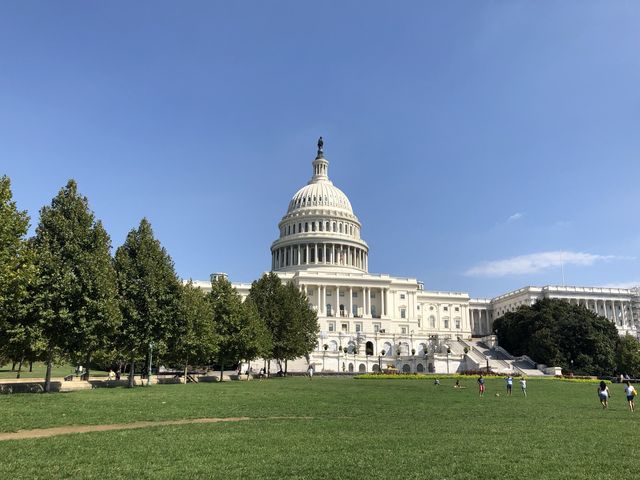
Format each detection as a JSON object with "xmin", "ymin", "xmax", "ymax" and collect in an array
[{"xmin": 147, "ymin": 341, "xmax": 154, "ymax": 387}]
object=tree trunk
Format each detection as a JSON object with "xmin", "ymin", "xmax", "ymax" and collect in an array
[
  {"xmin": 11, "ymin": 361, "xmax": 16, "ymax": 371},
  {"xmin": 128, "ymin": 358, "xmax": 135, "ymax": 388},
  {"xmin": 44, "ymin": 350, "xmax": 53, "ymax": 393},
  {"xmin": 267, "ymin": 359, "xmax": 271, "ymax": 378},
  {"xmin": 219, "ymin": 362, "xmax": 224, "ymax": 382},
  {"xmin": 84, "ymin": 354, "xmax": 91, "ymax": 381},
  {"xmin": 29, "ymin": 360, "xmax": 33, "ymax": 372},
  {"xmin": 285, "ymin": 359, "xmax": 288, "ymax": 376},
  {"xmin": 16, "ymin": 355, "xmax": 25, "ymax": 379},
  {"xmin": 184, "ymin": 358, "xmax": 188, "ymax": 385}
]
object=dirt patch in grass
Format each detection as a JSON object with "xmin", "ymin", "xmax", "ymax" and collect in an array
[{"xmin": 0, "ymin": 416, "xmax": 311, "ymax": 441}]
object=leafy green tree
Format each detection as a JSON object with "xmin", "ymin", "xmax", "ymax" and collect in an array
[
  {"xmin": 114, "ymin": 218, "xmax": 182, "ymax": 387},
  {"xmin": 279, "ymin": 282, "xmax": 319, "ymax": 372},
  {"xmin": 494, "ymin": 298, "xmax": 619, "ymax": 376},
  {"xmin": 248, "ymin": 273, "xmax": 318, "ymax": 374},
  {"xmin": 210, "ymin": 276, "xmax": 271, "ymax": 381},
  {"xmin": 167, "ymin": 280, "xmax": 218, "ymax": 382},
  {"xmin": 0, "ymin": 178, "xmax": 41, "ymax": 376},
  {"xmin": 616, "ymin": 334, "xmax": 640, "ymax": 378},
  {"xmin": 32, "ymin": 180, "xmax": 122, "ymax": 391}
]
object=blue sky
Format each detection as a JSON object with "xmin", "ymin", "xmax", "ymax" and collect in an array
[{"xmin": 1, "ymin": 1, "xmax": 639, "ymax": 298}]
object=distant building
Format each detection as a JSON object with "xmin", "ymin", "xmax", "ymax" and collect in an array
[{"xmin": 194, "ymin": 140, "xmax": 639, "ymax": 374}]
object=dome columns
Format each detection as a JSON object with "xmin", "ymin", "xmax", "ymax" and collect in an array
[{"xmin": 271, "ymin": 242, "xmax": 369, "ymax": 272}]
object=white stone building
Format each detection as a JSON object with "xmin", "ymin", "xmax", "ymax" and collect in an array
[{"xmin": 196, "ymin": 139, "xmax": 639, "ymax": 374}]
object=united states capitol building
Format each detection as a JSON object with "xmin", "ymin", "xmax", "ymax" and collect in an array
[{"xmin": 197, "ymin": 139, "xmax": 639, "ymax": 375}]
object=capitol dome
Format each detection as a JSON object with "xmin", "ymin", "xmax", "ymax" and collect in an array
[{"xmin": 271, "ymin": 138, "xmax": 369, "ymax": 273}]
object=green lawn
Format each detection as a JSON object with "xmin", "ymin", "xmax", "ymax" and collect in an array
[
  {"xmin": 0, "ymin": 377, "xmax": 636, "ymax": 479},
  {"xmin": 0, "ymin": 362, "xmax": 108, "ymax": 380}
]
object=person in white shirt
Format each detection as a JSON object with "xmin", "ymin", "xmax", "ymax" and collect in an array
[
  {"xmin": 624, "ymin": 381, "xmax": 636, "ymax": 412},
  {"xmin": 506, "ymin": 376, "xmax": 513, "ymax": 396},
  {"xmin": 597, "ymin": 381, "xmax": 611, "ymax": 409},
  {"xmin": 520, "ymin": 378, "xmax": 527, "ymax": 397}
]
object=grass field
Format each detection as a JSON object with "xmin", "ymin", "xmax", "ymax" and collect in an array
[
  {"xmin": 0, "ymin": 362, "xmax": 108, "ymax": 380},
  {"xmin": 0, "ymin": 376, "xmax": 636, "ymax": 479}
]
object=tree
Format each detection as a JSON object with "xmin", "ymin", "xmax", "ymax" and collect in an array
[
  {"xmin": 209, "ymin": 276, "xmax": 271, "ymax": 381},
  {"xmin": 114, "ymin": 218, "xmax": 182, "ymax": 387},
  {"xmin": 32, "ymin": 180, "xmax": 122, "ymax": 391},
  {"xmin": 279, "ymin": 282, "xmax": 319, "ymax": 372},
  {"xmin": 616, "ymin": 334, "xmax": 640, "ymax": 378},
  {"xmin": 494, "ymin": 298, "xmax": 619, "ymax": 376},
  {"xmin": 167, "ymin": 280, "xmax": 218, "ymax": 382},
  {"xmin": 247, "ymin": 273, "xmax": 318, "ymax": 374},
  {"xmin": 0, "ymin": 177, "xmax": 40, "ymax": 377}
]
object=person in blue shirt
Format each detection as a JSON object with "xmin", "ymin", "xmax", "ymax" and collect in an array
[
  {"xmin": 506, "ymin": 376, "xmax": 513, "ymax": 396},
  {"xmin": 477, "ymin": 375, "xmax": 485, "ymax": 397}
]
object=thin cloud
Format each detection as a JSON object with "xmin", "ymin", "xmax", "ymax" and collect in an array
[
  {"xmin": 507, "ymin": 212, "xmax": 523, "ymax": 222},
  {"xmin": 464, "ymin": 251, "xmax": 617, "ymax": 277}
]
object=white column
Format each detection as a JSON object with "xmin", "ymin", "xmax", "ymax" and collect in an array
[
  {"xmin": 297, "ymin": 245, "xmax": 301, "ymax": 266},
  {"xmin": 367, "ymin": 287, "xmax": 371, "ymax": 316},
  {"xmin": 349, "ymin": 287, "xmax": 353, "ymax": 317},
  {"xmin": 322, "ymin": 285, "xmax": 326, "ymax": 315},
  {"xmin": 323, "ymin": 244, "xmax": 327, "ymax": 264},
  {"xmin": 336, "ymin": 286, "xmax": 340, "ymax": 316},
  {"xmin": 305, "ymin": 244, "xmax": 309, "ymax": 265}
]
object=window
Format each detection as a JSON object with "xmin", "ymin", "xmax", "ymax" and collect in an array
[
  {"xmin": 443, "ymin": 306, "xmax": 448, "ymax": 311},
  {"xmin": 455, "ymin": 307, "xmax": 459, "ymax": 312},
  {"xmin": 339, "ymin": 292, "xmax": 345, "ymax": 297},
  {"xmin": 355, "ymin": 323, "xmax": 362, "ymax": 333},
  {"xmin": 326, "ymin": 291, "xmax": 332, "ymax": 297},
  {"xmin": 429, "ymin": 306, "xmax": 434, "ymax": 311},
  {"xmin": 417, "ymin": 305, "xmax": 420, "ymax": 310},
  {"xmin": 371, "ymin": 293, "xmax": 376, "ymax": 299},
  {"xmin": 444, "ymin": 318, "xmax": 449, "ymax": 328},
  {"xmin": 400, "ymin": 294, "xmax": 406, "ymax": 300},
  {"xmin": 352, "ymin": 292, "xmax": 358, "ymax": 298},
  {"xmin": 429, "ymin": 316, "xmax": 435, "ymax": 328},
  {"xmin": 455, "ymin": 319, "xmax": 460, "ymax": 329},
  {"xmin": 401, "ymin": 326, "xmax": 407, "ymax": 334},
  {"xmin": 400, "ymin": 308, "xmax": 406, "ymax": 319},
  {"xmin": 328, "ymin": 322, "xmax": 335, "ymax": 332},
  {"xmin": 341, "ymin": 323, "xmax": 348, "ymax": 332},
  {"xmin": 373, "ymin": 323, "xmax": 381, "ymax": 333}
]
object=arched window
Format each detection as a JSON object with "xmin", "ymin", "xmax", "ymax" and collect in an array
[
  {"xmin": 416, "ymin": 363, "xmax": 424, "ymax": 373},
  {"xmin": 365, "ymin": 341, "xmax": 374, "ymax": 356},
  {"xmin": 305, "ymin": 223, "xmax": 309, "ymax": 232},
  {"xmin": 402, "ymin": 364, "xmax": 411, "ymax": 373},
  {"xmin": 358, "ymin": 363, "xmax": 367, "ymax": 373},
  {"xmin": 383, "ymin": 342, "xmax": 392, "ymax": 356},
  {"xmin": 329, "ymin": 340, "xmax": 338, "ymax": 352},
  {"xmin": 429, "ymin": 316, "xmax": 436, "ymax": 328}
]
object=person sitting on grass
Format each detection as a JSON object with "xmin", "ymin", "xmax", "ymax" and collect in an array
[
  {"xmin": 597, "ymin": 381, "xmax": 611, "ymax": 409},
  {"xmin": 434, "ymin": 378, "xmax": 440, "ymax": 386}
]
